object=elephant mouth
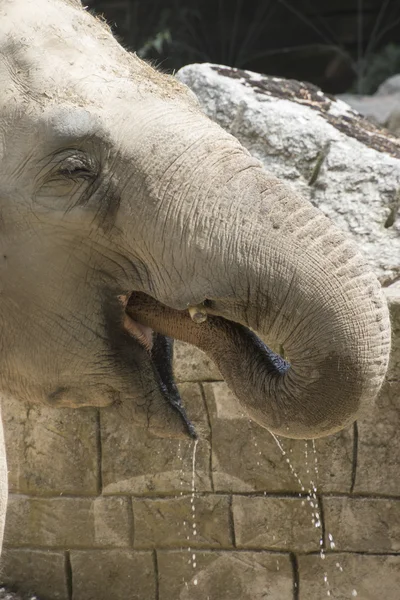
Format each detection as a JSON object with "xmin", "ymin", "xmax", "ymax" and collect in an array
[
  {"xmin": 124, "ymin": 291, "xmax": 290, "ymax": 438},
  {"xmin": 120, "ymin": 294, "xmax": 197, "ymax": 438}
]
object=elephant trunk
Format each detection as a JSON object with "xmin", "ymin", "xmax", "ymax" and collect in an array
[{"xmin": 130, "ymin": 133, "xmax": 391, "ymax": 439}]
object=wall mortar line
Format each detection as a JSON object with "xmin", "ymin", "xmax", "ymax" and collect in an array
[
  {"xmin": 96, "ymin": 409, "xmax": 103, "ymax": 495},
  {"xmin": 127, "ymin": 496, "xmax": 135, "ymax": 548},
  {"xmin": 350, "ymin": 421, "xmax": 359, "ymax": 493},
  {"xmin": 65, "ymin": 550, "xmax": 73, "ymax": 600},
  {"xmin": 228, "ymin": 495, "xmax": 237, "ymax": 548},
  {"xmin": 153, "ymin": 549, "xmax": 160, "ymax": 600},
  {"xmin": 289, "ymin": 552, "xmax": 300, "ymax": 600}
]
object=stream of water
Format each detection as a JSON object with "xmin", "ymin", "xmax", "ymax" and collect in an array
[
  {"xmin": 188, "ymin": 439, "xmax": 199, "ymax": 585},
  {"xmin": 270, "ymin": 434, "xmax": 357, "ymax": 598}
]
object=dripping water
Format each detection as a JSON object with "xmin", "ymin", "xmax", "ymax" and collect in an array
[
  {"xmin": 270, "ymin": 434, "xmax": 358, "ymax": 597},
  {"xmin": 310, "ymin": 441, "xmax": 350, "ymax": 593},
  {"xmin": 188, "ymin": 439, "xmax": 199, "ymax": 586},
  {"xmin": 306, "ymin": 440, "xmax": 331, "ymax": 597},
  {"xmin": 270, "ymin": 434, "xmax": 332, "ymax": 595}
]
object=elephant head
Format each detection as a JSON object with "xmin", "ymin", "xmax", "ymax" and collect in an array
[{"xmin": 0, "ymin": 0, "xmax": 391, "ymax": 440}]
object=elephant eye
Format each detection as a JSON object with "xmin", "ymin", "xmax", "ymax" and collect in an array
[{"xmin": 58, "ymin": 155, "xmax": 95, "ymax": 181}]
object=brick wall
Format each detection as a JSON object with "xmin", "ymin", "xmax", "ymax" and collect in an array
[{"xmin": 1, "ymin": 291, "xmax": 399, "ymax": 600}]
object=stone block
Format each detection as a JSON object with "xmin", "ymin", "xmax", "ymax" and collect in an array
[
  {"xmin": 298, "ymin": 553, "xmax": 400, "ymax": 599},
  {"xmin": 203, "ymin": 382, "xmax": 353, "ymax": 493},
  {"xmin": 157, "ymin": 550, "xmax": 293, "ymax": 600},
  {"xmin": 133, "ymin": 495, "xmax": 232, "ymax": 549},
  {"xmin": 355, "ymin": 379, "xmax": 400, "ymax": 495},
  {"xmin": 173, "ymin": 341, "xmax": 221, "ymax": 382},
  {"xmin": 232, "ymin": 496, "xmax": 320, "ymax": 552},
  {"xmin": 101, "ymin": 383, "xmax": 212, "ymax": 495},
  {"xmin": 4, "ymin": 495, "xmax": 131, "ymax": 548},
  {"xmin": 71, "ymin": 550, "xmax": 155, "ymax": 600},
  {"xmin": 323, "ymin": 497, "xmax": 400, "ymax": 552},
  {"xmin": 0, "ymin": 549, "xmax": 68, "ymax": 600},
  {"xmin": 2, "ymin": 398, "xmax": 98, "ymax": 495},
  {"xmin": 354, "ymin": 293, "xmax": 400, "ymax": 495}
]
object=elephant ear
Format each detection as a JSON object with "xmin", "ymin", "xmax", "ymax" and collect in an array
[{"xmin": 150, "ymin": 333, "xmax": 196, "ymax": 438}]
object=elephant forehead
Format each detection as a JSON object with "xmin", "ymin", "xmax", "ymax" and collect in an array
[{"xmin": 0, "ymin": 0, "xmax": 188, "ymax": 108}]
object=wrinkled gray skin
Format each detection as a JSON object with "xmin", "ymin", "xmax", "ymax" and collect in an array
[{"xmin": 0, "ymin": 0, "xmax": 391, "ymax": 552}]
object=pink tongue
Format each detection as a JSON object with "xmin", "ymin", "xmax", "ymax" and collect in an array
[
  {"xmin": 123, "ymin": 314, "xmax": 153, "ymax": 352},
  {"xmin": 119, "ymin": 294, "xmax": 153, "ymax": 352}
]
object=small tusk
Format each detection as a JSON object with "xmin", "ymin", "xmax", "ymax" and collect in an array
[{"xmin": 188, "ymin": 304, "xmax": 208, "ymax": 324}]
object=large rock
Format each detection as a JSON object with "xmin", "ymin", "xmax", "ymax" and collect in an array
[
  {"xmin": 177, "ymin": 64, "xmax": 400, "ymax": 284},
  {"xmin": 339, "ymin": 73, "xmax": 400, "ymax": 136}
]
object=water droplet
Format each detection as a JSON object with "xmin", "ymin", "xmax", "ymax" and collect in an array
[
  {"xmin": 352, "ymin": 590, "xmax": 358, "ymax": 597},
  {"xmin": 194, "ymin": 579, "xmax": 198, "ymax": 586}
]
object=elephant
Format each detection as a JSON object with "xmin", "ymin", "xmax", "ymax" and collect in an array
[{"xmin": 0, "ymin": 0, "xmax": 391, "ymax": 558}]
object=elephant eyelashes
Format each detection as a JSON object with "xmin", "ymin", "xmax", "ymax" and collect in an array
[
  {"xmin": 35, "ymin": 149, "xmax": 103, "ymax": 211},
  {"xmin": 57, "ymin": 154, "xmax": 97, "ymax": 181}
]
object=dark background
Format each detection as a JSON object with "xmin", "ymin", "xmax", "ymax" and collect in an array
[{"xmin": 87, "ymin": 0, "xmax": 400, "ymax": 94}]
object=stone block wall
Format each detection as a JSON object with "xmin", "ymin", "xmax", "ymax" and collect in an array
[{"xmin": 0, "ymin": 291, "xmax": 399, "ymax": 600}]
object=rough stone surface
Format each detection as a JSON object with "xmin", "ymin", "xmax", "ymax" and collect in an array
[
  {"xmin": 70, "ymin": 550, "xmax": 155, "ymax": 600},
  {"xmin": 173, "ymin": 341, "xmax": 221, "ymax": 382},
  {"xmin": 356, "ymin": 379, "xmax": 400, "ymax": 495},
  {"xmin": 0, "ymin": 550, "xmax": 67, "ymax": 600},
  {"xmin": 354, "ymin": 292, "xmax": 400, "ymax": 496},
  {"xmin": 298, "ymin": 553, "xmax": 400, "ymax": 599},
  {"xmin": 100, "ymin": 383, "xmax": 212, "ymax": 495},
  {"xmin": 2, "ymin": 399, "xmax": 98, "ymax": 495},
  {"xmin": 177, "ymin": 63, "xmax": 400, "ymax": 283},
  {"xmin": 133, "ymin": 495, "xmax": 231, "ymax": 549},
  {"xmin": 378, "ymin": 74, "xmax": 400, "ymax": 96},
  {"xmin": 204, "ymin": 382, "xmax": 353, "ymax": 493},
  {"xmin": 338, "ymin": 92, "xmax": 400, "ymax": 126},
  {"xmin": 339, "ymin": 74, "xmax": 400, "ymax": 137},
  {"xmin": 233, "ymin": 496, "xmax": 320, "ymax": 552},
  {"xmin": 4, "ymin": 496, "xmax": 131, "ymax": 548},
  {"xmin": 323, "ymin": 497, "xmax": 400, "ymax": 552},
  {"xmin": 157, "ymin": 551, "xmax": 293, "ymax": 600}
]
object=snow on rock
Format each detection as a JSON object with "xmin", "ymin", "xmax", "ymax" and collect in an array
[{"xmin": 177, "ymin": 63, "xmax": 400, "ymax": 284}]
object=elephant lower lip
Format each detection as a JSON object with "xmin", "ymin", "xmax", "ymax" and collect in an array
[{"xmin": 123, "ymin": 292, "xmax": 196, "ymax": 439}]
